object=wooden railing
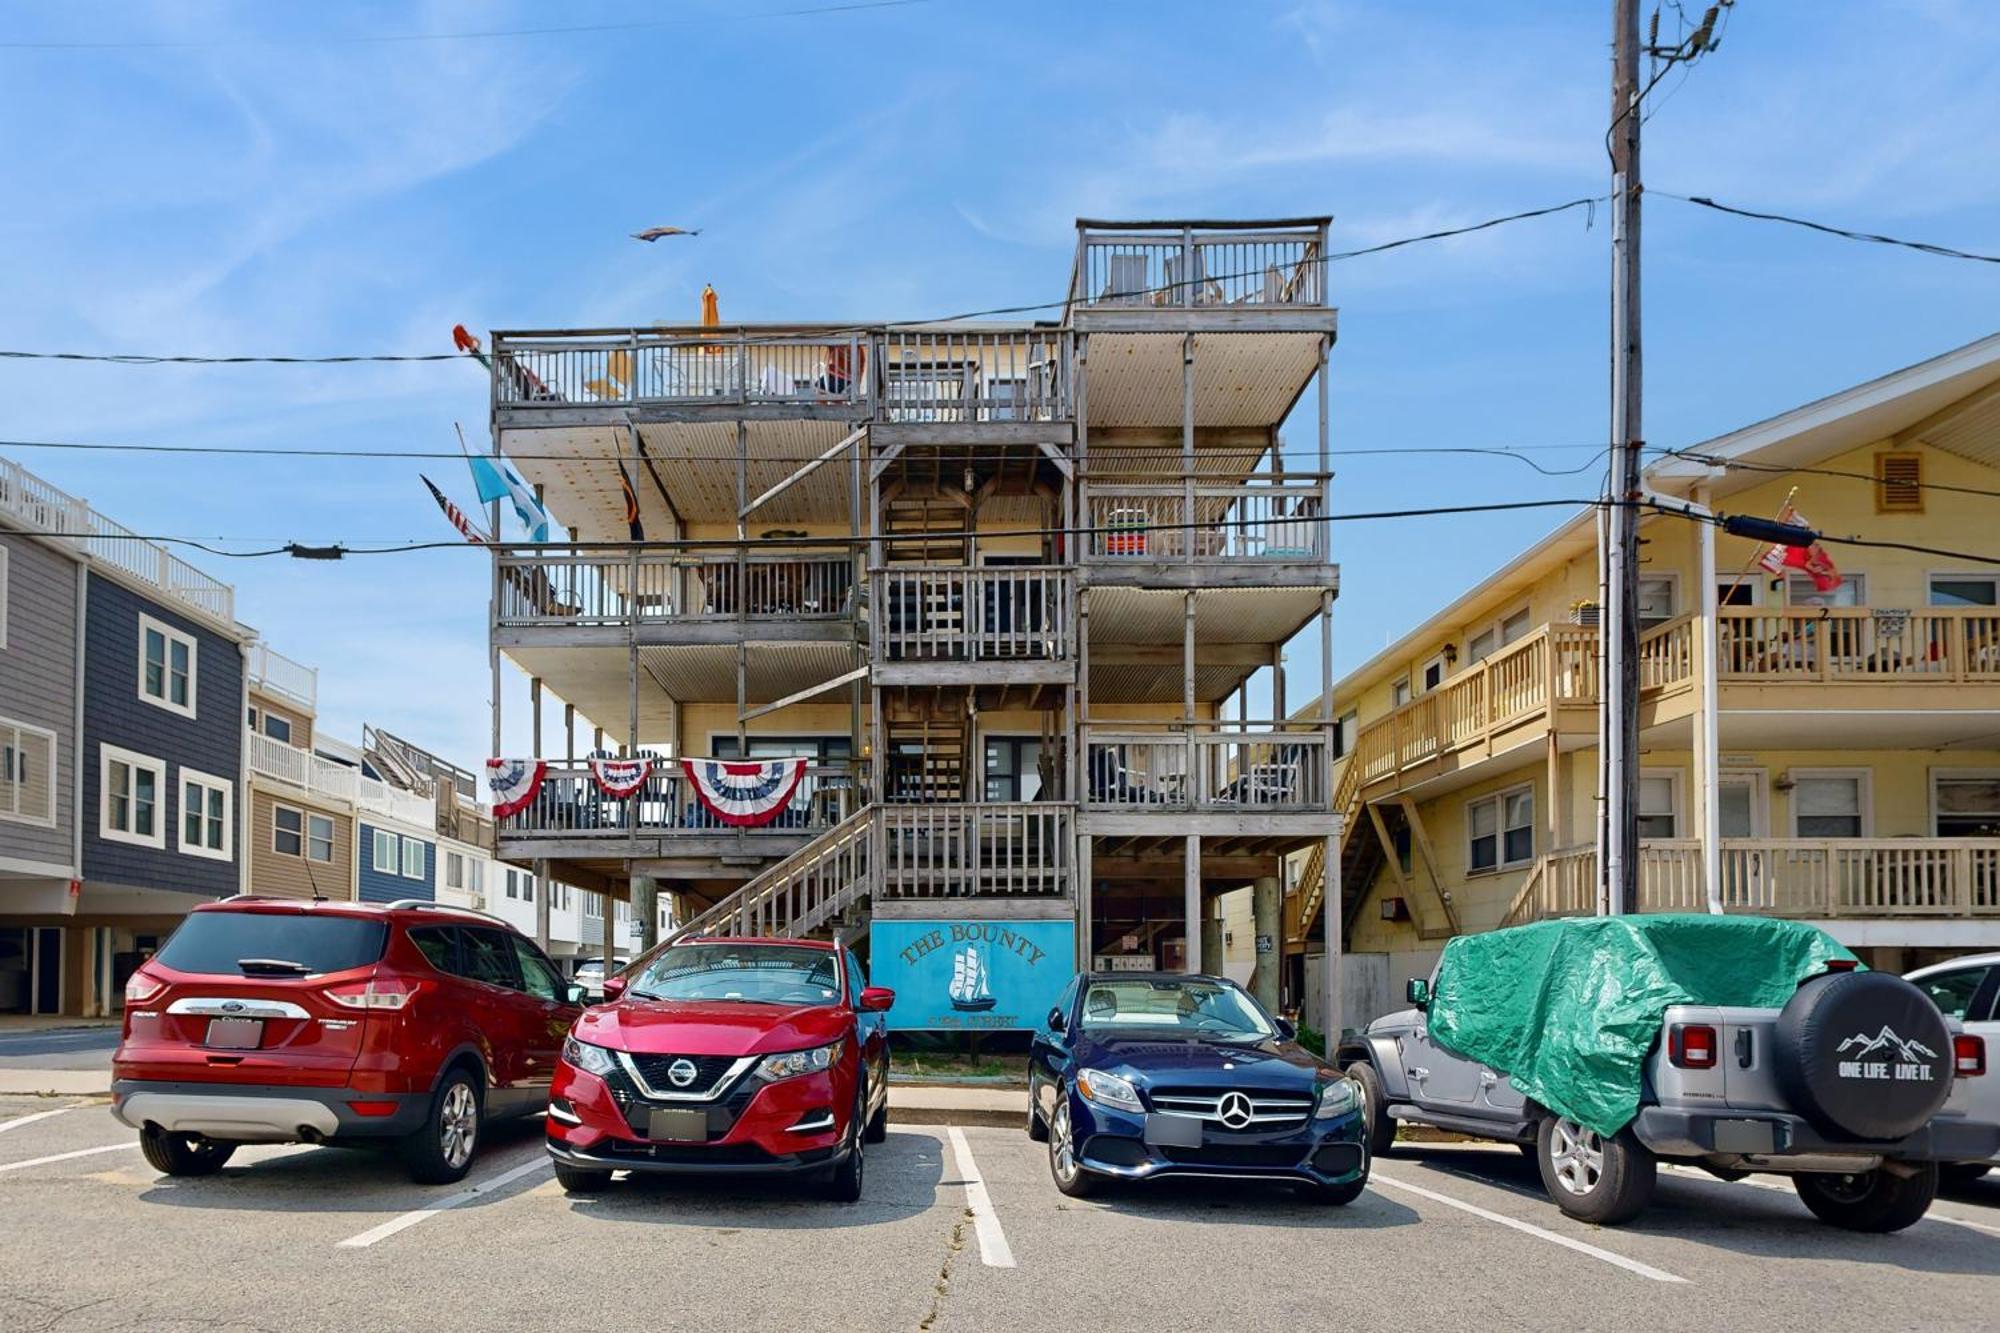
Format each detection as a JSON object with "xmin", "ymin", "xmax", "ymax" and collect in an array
[
  {"xmin": 491, "ymin": 330, "xmax": 869, "ymax": 411},
  {"xmin": 878, "ymin": 803, "xmax": 1073, "ymax": 899},
  {"xmin": 495, "ymin": 545, "xmax": 857, "ymax": 627},
  {"xmin": 873, "ymin": 566, "xmax": 1073, "ymax": 662},
  {"xmin": 878, "ymin": 328, "xmax": 1068, "ymax": 423},
  {"xmin": 495, "ymin": 762, "xmax": 857, "ymax": 839},
  {"xmin": 1084, "ymin": 724, "xmax": 1331, "ymax": 812},
  {"xmin": 1717, "ymin": 607, "xmax": 2000, "ymax": 682},
  {"xmin": 1638, "ymin": 614, "xmax": 1697, "ymax": 691},
  {"xmin": 670, "ymin": 807, "xmax": 875, "ymax": 942},
  {"xmin": 1498, "ymin": 846, "xmax": 1598, "ymax": 928},
  {"xmin": 1082, "ymin": 476, "xmax": 1329, "ymax": 564},
  {"xmin": 1069, "ymin": 221, "xmax": 1329, "ymax": 312}
]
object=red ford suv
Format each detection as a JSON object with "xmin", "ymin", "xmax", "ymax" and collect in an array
[
  {"xmin": 547, "ymin": 937, "xmax": 893, "ymax": 1201},
  {"xmin": 113, "ymin": 897, "xmax": 584, "ymax": 1183}
]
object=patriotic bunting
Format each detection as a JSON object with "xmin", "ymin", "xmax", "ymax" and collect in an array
[
  {"xmin": 682, "ymin": 758, "xmax": 809, "ymax": 828},
  {"xmin": 590, "ymin": 757, "xmax": 654, "ymax": 799},
  {"xmin": 486, "ymin": 759, "xmax": 547, "ymax": 819}
]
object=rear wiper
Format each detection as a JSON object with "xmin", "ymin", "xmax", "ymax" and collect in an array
[{"xmin": 237, "ymin": 957, "xmax": 311, "ymax": 975}]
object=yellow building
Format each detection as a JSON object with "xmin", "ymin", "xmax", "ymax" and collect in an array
[{"xmin": 1291, "ymin": 333, "xmax": 2000, "ymax": 1021}]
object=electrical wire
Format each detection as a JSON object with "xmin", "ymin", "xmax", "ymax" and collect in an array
[
  {"xmin": 1655, "ymin": 192, "xmax": 2000, "ymax": 266},
  {"xmin": 1641, "ymin": 499, "xmax": 2000, "ymax": 570},
  {"xmin": 1653, "ymin": 446, "xmax": 2000, "ymax": 501}
]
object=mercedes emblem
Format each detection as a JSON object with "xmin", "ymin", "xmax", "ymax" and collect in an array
[{"xmin": 1217, "ymin": 1091, "xmax": 1254, "ymax": 1130}]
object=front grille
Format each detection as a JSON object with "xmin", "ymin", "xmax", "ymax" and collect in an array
[
  {"xmin": 626, "ymin": 1052, "xmax": 740, "ymax": 1093},
  {"xmin": 604, "ymin": 1062, "xmax": 761, "ymax": 1142},
  {"xmin": 1149, "ymin": 1088, "xmax": 1314, "ymax": 1128},
  {"xmin": 1159, "ymin": 1143, "xmax": 1310, "ymax": 1170}
]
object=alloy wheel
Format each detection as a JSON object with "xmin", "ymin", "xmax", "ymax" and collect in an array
[
  {"xmin": 1547, "ymin": 1118, "xmax": 1603, "ymax": 1196},
  {"xmin": 440, "ymin": 1082, "xmax": 479, "ymax": 1169},
  {"xmin": 1051, "ymin": 1100, "xmax": 1077, "ymax": 1183}
]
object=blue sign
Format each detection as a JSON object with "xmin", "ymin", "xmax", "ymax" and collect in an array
[{"xmin": 870, "ymin": 918, "xmax": 1076, "ymax": 1032}]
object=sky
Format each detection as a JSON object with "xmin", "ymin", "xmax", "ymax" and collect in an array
[{"xmin": 2, "ymin": 0, "xmax": 1997, "ymax": 768}]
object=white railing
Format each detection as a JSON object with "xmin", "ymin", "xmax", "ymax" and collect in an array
[
  {"xmin": 495, "ymin": 545, "xmax": 857, "ymax": 627},
  {"xmin": 1071, "ymin": 221, "xmax": 1328, "ymax": 312},
  {"xmin": 1085, "ymin": 725, "xmax": 1331, "ymax": 812},
  {"xmin": 247, "ymin": 642, "xmax": 318, "ymax": 710},
  {"xmin": 490, "ymin": 331, "xmax": 869, "ymax": 411},
  {"xmin": 248, "ymin": 734, "xmax": 364, "ymax": 805},
  {"xmin": 873, "ymin": 566, "xmax": 1074, "ymax": 662},
  {"xmin": 1083, "ymin": 477, "xmax": 1329, "ymax": 563},
  {"xmin": 495, "ymin": 762, "xmax": 857, "ymax": 839},
  {"xmin": 355, "ymin": 777, "xmax": 436, "ymax": 829},
  {"xmin": 878, "ymin": 803, "xmax": 1073, "ymax": 899},
  {"xmin": 1, "ymin": 455, "xmax": 235, "ymax": 623},
  {"xmin": 878, "ymin": 329, "xmax": 1069, "ymax": 423}
]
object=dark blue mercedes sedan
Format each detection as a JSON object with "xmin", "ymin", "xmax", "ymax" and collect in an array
[{"xmin": 1027, "ymin": 972, "xmax": 1368, "ymax": 1203}]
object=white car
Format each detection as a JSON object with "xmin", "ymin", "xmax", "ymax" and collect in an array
[
  {"xmin": 572, "ymin": 956, "xmax": 630, "ymax": 1001},
  {"xmin": 1907, "ymin": 952, "xmax": 2000, "ymax": 1186}
]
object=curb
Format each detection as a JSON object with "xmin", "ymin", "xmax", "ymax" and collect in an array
[{"xmin": 889, "ymin": 1105, "xmax": 1023, "ymax": 1129}]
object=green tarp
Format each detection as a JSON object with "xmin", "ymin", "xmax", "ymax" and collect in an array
[{"xmin": 1426, "ymin": 914, "xmax": 1859, "ymax": 1138}]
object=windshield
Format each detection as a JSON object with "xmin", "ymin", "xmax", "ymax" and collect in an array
[
  {"xmin": 1077, "ymin": 978, "xmax": 1276, "ymax": 1040},
  {"xmin": 630, "ymin": 944, "xmax": 841, "ymax": 1006},
  {"xmin": 154, "ymin": 912, "xmax": 387, "ymax": 976}
]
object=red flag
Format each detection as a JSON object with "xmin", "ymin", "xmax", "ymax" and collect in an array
[
  {"xmin": 421, "ymin": 475, "xmax": 490, "ymax": 544},
  {"xmin": 1756, "ymin": 503, "xmax": 1841, "ymax": 593}
]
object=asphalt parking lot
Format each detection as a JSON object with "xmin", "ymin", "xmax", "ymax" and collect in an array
[{"xmin": 3, "ymin": 1093, "xmax": 1997, "ymax": 1333}]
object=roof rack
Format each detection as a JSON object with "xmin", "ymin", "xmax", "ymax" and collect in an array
[{"xmin": 383, "ymin": 899, "xmax": 512, "ymax": 928}]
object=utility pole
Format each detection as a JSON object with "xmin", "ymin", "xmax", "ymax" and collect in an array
[{"xmin": 1602, "ymin": 0, "xmax": 1644, "ymax": 916}]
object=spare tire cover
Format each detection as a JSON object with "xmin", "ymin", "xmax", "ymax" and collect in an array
[{"xmin": 1774, "ymin": 971, "xmax": 1952, "ymax": 1141}]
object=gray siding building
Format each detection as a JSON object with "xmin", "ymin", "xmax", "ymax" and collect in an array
[{"xmin": 0, "ymin": 530, "xmax": 79, "ymax": 879}]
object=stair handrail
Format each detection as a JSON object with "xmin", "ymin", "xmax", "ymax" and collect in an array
[{"xmin": 665, "ymin": 805, "xmax": 876, "ymax": 945}]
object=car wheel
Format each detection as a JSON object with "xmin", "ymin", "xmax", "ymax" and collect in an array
[
  {"xmin": 1344, "ymin": 1061, "xmax": 1396, "ymax": 1157},
  {"xmin": 824, "ymin": 1085, "xmax": 867, "ymax": 1203},
  {"xmin": 1941, "ymin": 1162, "xmax": 1992, "ymax": 1189},
  {"xmin": 139, "ymin": 1126, "xmax": 237, "ymax": 1177},
  {"xmin": 401, "ymin": 1067, "xmax": 482, "ymax": 1185},
  {"xmin": 1047, "ymin": 1091, "xmax": 1099, "ymax": 1198},
  {"xmin": 553, "ymin": 1161, "xmax": 613, "ymax": 1194},
  {"xmin": 864, "ymin": 1077, "xmax": 889, "ymax": 1145},
  {"xmin": 1793, "ymin": 1163, "xmax": 1938, "ymax": 1233},
  {"xmin": 1536, "ymin": 1115, "xmax": 1655, "ymax": 1225},
  {"xmin": 1296, "ymin": 1176, "xmax": 1367, "ymax": 1206}
]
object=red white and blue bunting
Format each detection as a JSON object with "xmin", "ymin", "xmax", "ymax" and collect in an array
[
  {"xmin": 486, "ymin": 758, "xmax": 547, "ymax": 819},
  {"xmin": 682, "ymin": 758, "xmax": 809, "ymax": 828},
  {"xmin": 589, "ymin": 757, "xmax": 654, "ymax": 799}
]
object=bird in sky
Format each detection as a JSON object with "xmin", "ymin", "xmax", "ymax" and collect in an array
[{"xmin": 631, "ymin": 226, "xmax": 702, "ymax": 241}]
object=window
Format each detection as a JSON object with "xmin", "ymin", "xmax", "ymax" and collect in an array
[
  {"xmin": 262, "ymin": 713, "xmax": 293, "ymax": 744},
  {"xmin": 1787, "ymin": 572, "xmax": 1863, "ymax": 607},
  {"xmin": 1791, "ymin": 771, "xmax": 1868, "ymax": 838},
  {"xmin": 466, "ymin": 859, "xmax": 483, "ymax": 896},
  {"xmin": 1930, "ymin": 575, "xmax": 2000, "ymax": 608},
  {"xmin": 401, "ymin": 837, "xmax": 426, "ymax": 880},
  {"xmin": 712, "ymin": 735, "xmax": 853, "ymax": 761},
  {"xmin": 1718, "ymin": 772, "xmax": 1766, "ymax": 838},
  {"xmin": 0, "ymin": 718, "xmax": 57, "ymax": 828},
  {"xmin": 307, "ymin": 813, "xmax": 334, "ymax": 863},
  {"xmin": 1391, "ymin": 678, "xmax": 1412, "ymax": 708},
  {"xmin": 273, "ymin": 803, "xmax": 305, "ymax": 857},
  {"xmin": 1717, "ymin": 580, "xmax": 1760, "ymax": 607},
  {"xmin": 1935, "ymin": 774, "xmax": 2000, "ymax": 838},
  {"xmin": 584, "ymin": 891, "xmax": 602, "ymax": 919},
  {"xmin": 100, "ymin": 745, "xmax": 166, "ymax": 848},
  {"xmin": 1638, "ymin": 771, "xmax": 1681, "ymax": 839},
  {"xmin": 1332, "ymin": 711, "xmax": 1357, "ymax": 759},
  {"xmin": 408, "ymin": 925, "xmax": 458, "ymax": 974},
  {"xmin": 1418, "ymin": 654, "xmax": 1446, "ymax": 693},
  {"xmin": 458, "ymin": 928, "xmax": 521, "ymax": 990},
  {"xmin": 1914, "ymin": 967, "xmax": 1989, "ymax": 1022},
  {"xmin": 1468, "ymin": 606, "xmax": 1532, "ymax": 664},
  {"xmin": 511, "ymin": 937, "xmax": 565, "ymax": 1001},
  {"xmin": 1468, "ymin": 785, "xmax": 1534, "ymax": 872},
  {"xmin": 178, "ymin": 768, "xmax": 232, "ymax": 860},
  {"xmin": 1467, "ymin": 626, "xmax": 1498, "ymax": 664},
  {"xmin": 984, "ymin": 736, "xmax": 1043, "ymax": 802},
  {"xmin": 444, "ymin": 851, "xmax": 465, "ymax": 890},
  {"xmin": 1638, "ymin": 574, "xmax": 1679, "ymax": 629},
  {"xmin": 505, "ymin": 868, "xmax": 521, "ymax": 900},
  {"xmin": 372, "ymin": 828, "xmax": 398, "ymax": 875},
  {"xmin": 522, "ymin": 869, "xmax": 534, "ymax": 904},
  {"xmin": 137, "ymin": 614, "xmax": 197, "ymax": 717}
]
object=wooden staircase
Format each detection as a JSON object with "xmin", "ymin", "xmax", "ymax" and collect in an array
[
  {"xmin": 885, "ymin": 713, "xmax": 968, "ymax": 803},
  {"xmin": 1289, "ymin": 773, "xmax": 1455, "ymax": 949},
  {"xmin": 668, "ymin": 807, "xmax": 875, "ymax": 943}
]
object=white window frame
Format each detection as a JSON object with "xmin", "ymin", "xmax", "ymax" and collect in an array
[
  {"xmin": 1637, "ymin": 768, "xmax": 1684, "ymax": 840},
  {"xmin": 1928, "ymin": 572, "xmax": 2000, "ymax": 608},
  {"xmin": 136, "ymin": 613, "xmax": 198, "ymax": 719},
  {"xmin": 1930, "ymin": 769, "xmax": 2000, "ymax": 837},
  {"xmin": 0, "ymin": 716, "xmax": 58, "ymax": 828},
  {"xmin": 1717, "ymin": 768, "xmax": 1769, "ymax": 838},
  {"xmin": 99, "ymin": 743, "xmax": 167, "ymax": 849},
  {"xmin": 467, "ymin": 859, "xmax": 483, "ymax": 895},
  {"xmin": 1334, "ymin": 710, "xmax": 1358, "ymax": 759},
  {"xmin": 273, "ymin": 802, "xmax": 305, "ymax": 857},
  {"xmin": 1417, "ymin": 653, "xmax": 1447, "ymax": 694},
  {"xmin": 307, "ymin": 812, "xmax": 335, "ymax": 863},
  {"xmin": 1786, "ymin": 572, "xmax": 1865, "ymax": 608},
  {"xmin": 1390, "ymin": 677, "xmax": 1412, "ymax": 709},
  {"xmin": 0, "ymin": 542, "xmax": 10, "ymax": 649},
  {"xmin": 1716, "ymin": 578, "xmax": 1762, "ymax": 608},
  {"xmin": 372, "ymin": 828, "xmax": 398, "ymax": 875},
  {"xmin": 1787, "ymin": 768, "xmax": 1873, "ymax": 838},
  {"xmin": 1466, "ymin": 782, "xmax": 1535, "ymax": 874},
  {"xmin": 177, "ymin": 766, "xmax": 233, "ymax": 861},
  {"xmin": 262, "ymin": 712, "xmax": 293, "ymax": 744},
  {"xmin": 445, "ymin": 850, "xmax": 465, "ymax": 889},
  {"xmin": 401, "ymin": 836, "xmax": 426, "ymax": 880},
  {"xmin": 1466, "ymin": 604, "xmax": 1533, "ymax": 665},
  {"xmin": 1637, "ymin": 572, "xmax": 1681, "ymax": 628}
]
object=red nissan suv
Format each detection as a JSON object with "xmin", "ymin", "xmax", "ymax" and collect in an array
[
  {"xmin": 547, "ymin": 936, "xmax": 893, "ymax": 1201},
  {"xmin": 113, "ymin": 897, "xmax": 584, "ymax": 1183}
]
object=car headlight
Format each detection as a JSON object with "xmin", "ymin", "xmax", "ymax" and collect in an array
[
  {"xmin": 1076, "ymin": 1068, "xmax": 1144, "ymax": 1113},
  {"xmin": 754, "ymin": 1042, "xmax": 841, "ymax": 1082},
  {"xmin": 562, "ymin": 1034, "xmax": 620, "ymax": 1078},
  {"xmin": 1314, "ymin": 1076, "xmax": 1361, "ymax": 1119}
]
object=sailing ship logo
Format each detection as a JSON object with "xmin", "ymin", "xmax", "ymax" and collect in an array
[{"xmin": 948, "ymin": 944, "xmax": 998, "ymax": 1012}]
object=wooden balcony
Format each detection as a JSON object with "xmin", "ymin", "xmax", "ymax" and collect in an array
[
  {"xmin": 1084, "ymin": 723, "xmax": 1331, "ymax": 832},
  {"xmin": 877, "ymin": 802, "xmax": 1074, "ymax": 902},
  {"xmin": 1080, "ymin": 476, "xmax": 1332, "ymax": 588},
  {"xmin": 1715, "ymin": 606, "xmax": 2000, "ymax": 684},
  {"xmin": 494, "ymin": 761, "xmax": 859, "ymax": 859},
  {"xmin": 875, "ymin": 328, "xmax": 1070, "ymax": 441},
  {"xmin": 493, "ymin": 544, "xmax": 858, "ymax": 646},
  {"xmin": 871, "ymin": 565, "xmax": 1075, "ymax": 684},
  {"xmin": 1502, "ymin": 839, "xmax": 2000, "ymax": 928},
  {"xmin": 1066, "ymin": 219, "xmax": 1335, "ymax": 332}
]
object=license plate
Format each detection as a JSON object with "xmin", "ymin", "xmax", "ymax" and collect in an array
[
  {"xmin": 1142, "ymin": 1113, "xmax": 1203, "ymax": 1148},
  {"xmin": 1712, "ymin": 1118, "xmax": 1778, "ymax": 1154},
  {"xmin": 203, "ymin": 1017, "xmax": 263, "ymax": 1050},
  {"xmin": 647, "ymin": 1108, "xmax": 708, "ymax": 1142}
]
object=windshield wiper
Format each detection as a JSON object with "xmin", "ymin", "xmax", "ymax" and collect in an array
[{"xmin": 237, "ymin": 958, "xmax": 311, "ymax": 976}]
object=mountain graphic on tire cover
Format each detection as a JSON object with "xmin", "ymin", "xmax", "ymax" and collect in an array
[{"xmin": 1775, "ymin": 970, "xmax": 1954, "ymax": 1142}]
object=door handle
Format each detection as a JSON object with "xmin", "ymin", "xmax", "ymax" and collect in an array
[{"xmin": 1409, "ymin": 1066, "xmax": 1429, "ymax": 1080}]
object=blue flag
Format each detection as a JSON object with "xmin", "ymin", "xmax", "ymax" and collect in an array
[{"xmin": 467, "ymin": 455, "xmax": 551, "ymax": 542}]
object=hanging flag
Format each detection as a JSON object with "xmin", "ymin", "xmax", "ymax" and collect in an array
[
  {"xmin": 487, "ymin": 759, "xmax": 548, "ymax": 819},
  {"xmin": 589, "ymin": 756, "xmax": 653, "ymax": 799},
  {"xmin": 682, "ymin": 758, "xmax": 808, "ymax": 827},
  {"xmin": 421, "ymin": 475, "xmax": 491, "ymax": 544},
  {"xmin": 1756, "ymin": 502, "xmax": 1842, "ymax": 593},
  {"xmin": 616, "ymin": 459, "xmax": 645, "ymax": 541},
  {"xmin": 468, "ymin": 454, "xmax": 552, "ymax": 542},
  {"xmin": 453, "ymin": 322, "xmax": 554, "ymax": 402}
]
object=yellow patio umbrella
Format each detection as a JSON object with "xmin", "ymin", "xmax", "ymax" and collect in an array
[{"xmin": 700, "ymin": 283, "xmax": 723, "ymax": 354}]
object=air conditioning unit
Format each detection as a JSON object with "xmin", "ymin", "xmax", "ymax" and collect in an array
[{"xmin": 1570, "ymin": 601, "xmax": 1602, "ymax": 628}]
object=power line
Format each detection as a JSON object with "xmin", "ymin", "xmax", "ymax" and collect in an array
[
  {"xmin": 1643, "ymin": 499, "xmax": 2000, "ymax": 569},
  {"xmin": 0, "ymin": 350, "xmax": 463, "ymax": 366},
  {"xmin": 1654, "ymin": 446, "xmax": 2000, "ymax": 501},
  {"xmin": 1656, "ymin": 191, "xmax": 2000, "ymax": 266}
]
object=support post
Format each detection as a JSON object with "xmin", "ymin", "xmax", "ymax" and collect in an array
[
  {"xmin": 1251, "ymin": 874, "xmax": 1280, "ymax": 1012},
  {"xmin": 1183, "ymin": 834, "xmax": 1202, "ymax": 975},
  {"xmin": 1696, "ymin": 481, "xmax": 1722, "ymax": 912},
  {"xmin": 632, "ymin": 874, "xmax": 658, "ymax": 953},
  {"xmin": 1201, "ymin": 901, "xmax": 1224, "ymax": 982},
  {"xmin": 1321, "ymin": 830, "xmax": 1341, "ymax": 1041},
  {"xmin": 533, "ymin": 857, "xmax": 551, "ymax": 950},
  {"xmin": 601, "ymin": 888, "xmax": 617, "ymax": 966}
]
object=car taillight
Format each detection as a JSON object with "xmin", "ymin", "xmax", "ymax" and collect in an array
[
  {"xmin": 1669, "ymin": 1023, "xmax": 1718, "ymax": 1069},
  {"xmin": 124, "ymin": 971, "xmax": 165, "ymax": 1005},
  {"xmin": 326, "ymin": 977, "xmax": 420, "ymax": 1011},
  {"xmin": 1954, "ymin": 1034, "xmax": 1986, "ymax": 1078},
  {"xmin": 1823, "ymin": 959, "xmax": 1859, "ymax": 973}
]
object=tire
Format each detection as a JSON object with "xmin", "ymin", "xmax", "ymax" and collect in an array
[
  {"xmin": 1047, "ymin": 1090, "xmax": 1100, "ymax": 1198},
  {"xmin": 1774, "ymin": 970, "xmax": 1952, "ymax": 1142},
  {"xmin": 1344, "ymin": 1061, "xmax": 1397, "ymax": 1158},
  {"xmin": 401, "ymin": 1066, "xmax": 483, "ymax": 1185},
  {"xmin": 1536, "ymin": 1116, "xmax": 1656, "ymax": 1226},
  {"xmin": 824, "ymin": 1085, "xmax": 867, "ymax": 1203},
  {"xmin": 1297, "ymin": 1176, "xmax": 1367, "ymax": 1206},
  {"xmin": 553, "ymin": 1161, "xmax": 613, "ymax": 1194},
  {"xmin": 1794, "ymin": 1163, "xmax": 1938, "ymax": 1233},
  {"xmin": 1027, "ymin": 1086, "xmax": 1049, "ymax": 1143},
  {"xmin": 139, "ymin": 1126, "xmax": 237, "ymax": 1177},
  {"xmin": 1941, "ymin": 1162, "xmax": 1992, "ymax": 1189},
  {"xmin": 865, "ymin": 1096, "xmax": 889, "ymax": 1145}
]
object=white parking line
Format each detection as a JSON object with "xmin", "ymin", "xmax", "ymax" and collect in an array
[
  {"xmin": 0, "ymin": 1107, "xmax": 73, "ymax": 1136},
  {"xmin": 946, "ymin": 1127, "xmax": 1016, "ymax": 1269},
  {"xmin": 0, "ymin": 1142, "xmax": 137, "ymax": 1174},
  {"xmin": 335, "ymin": 1156, "xmax": 551, "ymax": 1249},
  {"xmin": 1370, "ymin": 1170, "xmax": 1687, "ymax": 1283}
]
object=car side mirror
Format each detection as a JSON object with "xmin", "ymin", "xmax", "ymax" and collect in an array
[
  {"xmin": 601, "ymin": 974, "xmax": 628, "ymax": 1002},
  {"xmin": 1406, "ymin": 977, "xmax": 1430, "ymax": 1009},
  {"xmin": 565, "ymin": 984, "xmax": 587, "ymax": 1005},
  {"xmin": 858, "ymin": 986, "xmax": 895, "ymax": 1013},
  {"xmin": 1274, "ymin": 1017, "xmax": 1297, "ymax": 1041},
  {"xmin": 1047, "ymin": 1006, "xmax": 1066, "ymax": 1033}
]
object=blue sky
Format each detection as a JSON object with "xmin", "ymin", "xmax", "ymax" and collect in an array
[{"xmin": 3, "ymin": 0, "xmax": 1997, "ymax": 766}]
